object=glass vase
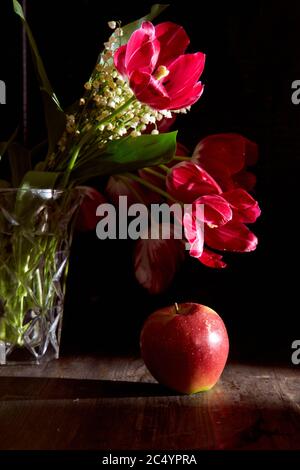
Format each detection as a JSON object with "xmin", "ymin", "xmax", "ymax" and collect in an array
[{"xmin": 0, "ymin": 188, "xmax": 83, "ymax": 365}]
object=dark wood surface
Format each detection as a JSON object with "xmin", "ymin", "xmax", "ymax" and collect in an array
[{"xmin": 0, "ymin": 356, "xmax": 299, "ymax": 450}]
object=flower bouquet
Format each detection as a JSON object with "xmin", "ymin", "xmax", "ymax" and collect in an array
[{"xmin": 0, "ymin": 1, "xmax": 260, "ymax": 364}]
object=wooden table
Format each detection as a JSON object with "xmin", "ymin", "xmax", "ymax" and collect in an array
[{"xmin": 0, "ymin": 356, "xmax": 299, "ymax": 450}]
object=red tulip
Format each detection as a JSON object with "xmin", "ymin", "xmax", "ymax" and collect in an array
[
  {"xmin": 134, "ymin": 223, "xmax": 185, "ymax": 294},
  {"xmin": 223, "ymin": 189, "xmax": 261, "ymax": 224},
  {"xmin": 205, "ymin": 221, "xmax": 258, "ymax": 252},
  {"xmin": 195, "ymin": 194, "xmax": 233, "ymax": 227},
  {"xmin": 192, "ymin": 133, "xmax": 258, "ymax": 191},
  {"xmin": 166, "ymin": 153, "xmax": 260, "ymax": 266},
  {"xmin": 181, "ymin": 194, "xmax": 232, "ymax": 259},
  {"xmin": 198, "ymin": 248, "xmax": 227, "ymax": 269},
  {"xmin": 182, "ymin": 207, "xmax": 204, "ymax": 258},
  {"xmin": 76, "ymin": 187, "xmax": 107, "ymax": 232},
  {"xmin": 114, "ymin": 21, "xmax": 205, "ymax": 110},
  {"xmin": 166, "ymin": 161, "xmax": 222, "ymax": 203}
]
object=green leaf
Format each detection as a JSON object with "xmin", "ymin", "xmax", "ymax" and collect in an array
[
  {"xmin": 12, "ymin": 1, "xmax": 65, "ymax": 156},
  {"xmin": 120, "ymin": 4, "xmax": 169, "ymax": 45},
  {"xmin": 12, "ymin": 0, "xmax": 59, "ymax": 104},
  {"xmin": 42, "ymin": 91, "xmax": 66, "ymax": 156},
  {"xmin": 8, "ymin": 143, "xmax": 31, "ymax": 187},
  {"xmin": 20, "ymin": 171, "xmax": 62, "ymax": 191},
  {"xmin": 72, "ymin": 131, "xmax": 177, "ymax": 183},
  {"xmin": 0, "ymin": 128, "xmax": 19, "ymax": 160}
]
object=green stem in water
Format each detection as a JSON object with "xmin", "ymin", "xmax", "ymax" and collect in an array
[
  {"xmin": 125, "ymin": 172, "xmax": 178, "ymax": 202},
  {"xmin": 36, "ymin": 269, "xmax": 43, "ymax": 308}
]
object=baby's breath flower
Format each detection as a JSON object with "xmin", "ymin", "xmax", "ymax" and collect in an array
[
  {"xmin": 161, "ymin": 110, "xmax": 172, "ymax": 119},
  {"xmin": 99, "ymin": 110, "xmax": 110, "ymax": 119},
  {"xmin": 108, "ymin": 99, "xmax": 116, "ymax": 108},
  {"xmin": 130, "ymin": 119, "xmax": 139, "ymax": 129},
  {"xmin": 117, "ymin": 127, "xmax": 127, "ymax": 136},
  {"xmin": 131, "ymin": 130, "xmax": 141, "ymax": 138},
  {"xmin": 108, "ymin": 21, "xmax": 117, "ymax": 30},
  {"xmin": 93, "ymin": 95, "xmax": 102, "ymax": 105},
  {"xmin": 115, "ymin": 27, "xmax": 123, "ymax": 37},
  {"xmin": 141, "ymin": 113, "xmax": 151, "ymax": 124},
  {"xmin": 92, "ymin": 80, "xmax": 100, "ymax": 89},
  {"xmin": 67, "ymin": 114, "xmax": 75, "ymax": 123},
  {"xmin": 66, "ymin": 114, "xmax": 76, "ymax": 134}
]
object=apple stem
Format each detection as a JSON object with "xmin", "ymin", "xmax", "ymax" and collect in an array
[{"xmin": 174, "ymin": 302, "xmax": 179, "ymax": 314}]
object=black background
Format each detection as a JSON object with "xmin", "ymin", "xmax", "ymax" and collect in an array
[{"xmin": 1, "ymin": 0, "xmax": 299, "ymax": 362}]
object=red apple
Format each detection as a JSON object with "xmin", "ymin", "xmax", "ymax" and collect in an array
[{"xmin": 140, "ymin": 302, "xmax": 229, "ymax": 394}]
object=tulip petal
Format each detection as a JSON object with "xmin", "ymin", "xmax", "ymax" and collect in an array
[
  {"xmin": 155, "ymin": 22, "xmax": 190, "ymax": 66},
  {"xmin": 129, "ymin": 71, "xmax": 170, "ymax": 109},
  {"xmin": 113, "ymin": 44, "xmax": 127, "ymax": 77},
  {"xmin": 233, "ymin": 170, "xmax": 257, "ymax": 191},
  {"xmin": 205, "ymin": 221, "xmax": 258, "ymax": 252},
  {"xmin": 197, "ymin": 248, "xmax": 227, "ymax": 268},
  {"xmin": 223, "ymin": 188, "xmax": 261, "ymax": 223},
  {"xmin": 192, "ymin": 133, "xmax": 249, "ymax": 176},
  {"xmin": 194, "ymin": 194, "xmax": 233, "ymax": 227},
  {"xmin": 183, "ymin": 209, "xmax": 204, "ymax": 258},
  {"xmin": 245, "ymin": 139, "xmax": 258, "ymax": 166},
  {"xmin": 164, "ymin": 53, "xmax": 206, "ymax": 97},
  {"xmin": 168, "ymin": 82, "xmax": 204, "ymax": 110},
  {"xmin": 166, "ymin": 161, "xmax": 222, "ymax": 203},
  {"xmin": 76, "ymin": 187, "xmax": 107, "ymax": 232},
  {"xmin": 125, "ymin": 22, "xmax": 160, "ymax": 74},
  {"xmin": 134, "ymin": 223, "xmax": 185, "ymax": 294},
  {"xmin": 157, "ymin": 114, "xmax": 177, "ymax": 133}
]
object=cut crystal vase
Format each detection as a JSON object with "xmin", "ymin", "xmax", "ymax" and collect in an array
[{"xmin": 0, "ymin": 188, "xmax": 83, "ymax": 365}]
